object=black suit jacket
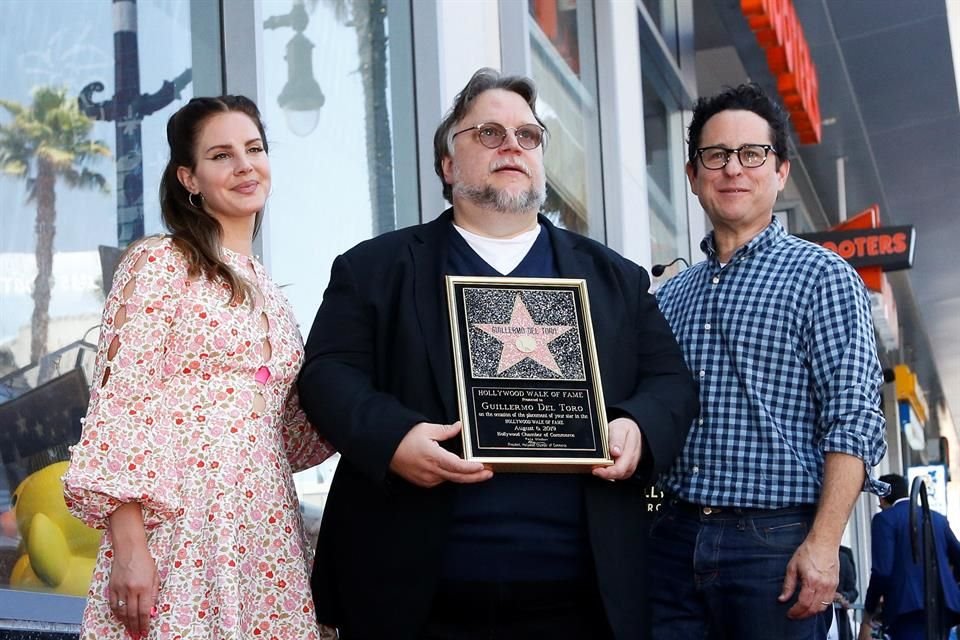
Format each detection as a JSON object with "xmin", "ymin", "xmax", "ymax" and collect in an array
[{"xmin": 299, "ymin": 210, "xmax": 698, "ymax": 639}]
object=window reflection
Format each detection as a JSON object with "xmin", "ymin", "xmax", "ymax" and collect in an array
[
  {"xmin": 641, "ymin": 0, "xmax": 680, "ymax": 59},
  {"xmin": 258, "ymin": 0, "xmax": 415, "ymax": 535},
  {"xmin": 0, "ymin": 0, "xmax": 205, "ymax": 614},
  {"xmin": 530, "ymin": 0, "xmax": 581, "ymax": 76},
  {"xmin": 528, "ymin": 0, "xmax": 605, "ymax": 241},
  {"xmin": 642, "ymin": 47, "xmax": 689, "ymax": 270},
  {"xmin": 260, "ymin": 0, "xmax": 416, "ymax": 328}
]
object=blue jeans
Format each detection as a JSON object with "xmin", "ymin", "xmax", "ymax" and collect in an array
[{"xmin": 649, "ymin": 500, "xmax": 830, "ymax": 640}]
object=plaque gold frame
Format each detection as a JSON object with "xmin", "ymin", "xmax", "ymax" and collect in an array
[{"xmin": 446, "ymin": 276, "xmax": 612, "ymax": 472}]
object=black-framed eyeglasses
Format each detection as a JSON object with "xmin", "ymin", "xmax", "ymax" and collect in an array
[
  {"xmin": 695, "ymin": 144, "xmax": 777, "ymax": 170},
  {"xmin": 451, "ymin": 122, "xmax": 546, "ymax": 150}
]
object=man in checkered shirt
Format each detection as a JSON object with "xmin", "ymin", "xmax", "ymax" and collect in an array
[{"xmin": 650, "ymin": 84, "xmax": 887, "ymax": 640}]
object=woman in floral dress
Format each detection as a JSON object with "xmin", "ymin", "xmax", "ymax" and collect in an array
[{"xmin": 64, "ymin": 96, "xmax": 334, "ymax": 640}]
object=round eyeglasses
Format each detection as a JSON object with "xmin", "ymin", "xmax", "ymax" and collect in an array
[
  {"xmin": 695, "ymin": 144, "xmax": 777, "ymax": 170},
  {"xmin": 451, "ymin": 122, "xmax": 546, "ymax": 150}
]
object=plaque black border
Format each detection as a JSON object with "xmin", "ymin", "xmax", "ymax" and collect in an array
[{"xmin": 446, "ymin": 276, "xmax": 611, "ymax": 472}]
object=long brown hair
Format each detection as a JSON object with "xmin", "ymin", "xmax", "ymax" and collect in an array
[{"xmin": 159, "ymin": 95, "xmax": 269, "ymax": 305}]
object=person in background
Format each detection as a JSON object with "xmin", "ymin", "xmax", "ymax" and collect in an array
[
  {"xmin": 652, "ymin": 83, "xmax": 887, "ymax": 640},
  {"xmin": 64, "ymin": 95, "xmax": 334, "ymax": 640},
  {"xmin": 298, "ymin": 67, "xmax": 698, "ymax": 640},
  {"xmin": 831, "ymin": 545, "xmax": 858, "ymax": 640},
  {"xmin": 859, "ymin": 474, "xmax": 960, "ymax": 640}
]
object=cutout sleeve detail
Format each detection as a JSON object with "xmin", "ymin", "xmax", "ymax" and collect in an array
[{"xmin": 63, "ymin": 239, "xmax": 186, "ymax": 529}]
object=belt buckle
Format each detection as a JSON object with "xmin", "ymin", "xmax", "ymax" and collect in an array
[{"xmin": 702, "ymin": 506, "xmax": 720, "ymax": 515}]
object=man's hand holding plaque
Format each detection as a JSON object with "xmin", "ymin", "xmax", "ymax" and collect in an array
[
  {"xmin": 592, "ymin": 417, "xmax": 644, "ymax": 481},
  {"xmin": 390, "ymin": 421, "xmax": 493, "ymax": 487}
]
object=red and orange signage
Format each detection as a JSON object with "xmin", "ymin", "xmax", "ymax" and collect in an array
[
  {"xmin": 800, "ymin": 227, "xmax": 914, "ymax": 269},
  {"xmin": 741, "ymin": 0, "xmax": 822, "ymax": 144},
  {"xmin": 795, "ymin": 206, "xmax": 916, "ymax": 292}
]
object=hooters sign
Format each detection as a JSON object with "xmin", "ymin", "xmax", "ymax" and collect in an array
[
  {"xmin": 796, "ymin": 205, "xmax": 916, "ymax": 286},
  {"xmin": 741, "ymin": 0, "xmax": 822, "ymax": 144},
  {"xmin": 797, "ymin": 227, "xmax": 916, "ymax": 271}
]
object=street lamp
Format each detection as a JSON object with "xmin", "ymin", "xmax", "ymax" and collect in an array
[
  {"xmin": 77, "ymin": 0, "xmax": 191, "ymax": 248},
  {"xmin": 264, "ymin": 0, "xmax": 325, "ymax": 137}
]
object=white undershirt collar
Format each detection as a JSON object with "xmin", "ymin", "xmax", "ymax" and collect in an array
[{"xmin": 453, "ymin": 223, "xmax": 542, "ymax": 275}]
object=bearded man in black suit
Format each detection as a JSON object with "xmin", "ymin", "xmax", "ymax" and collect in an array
[{"xmin": 298, "ymin": 67, "xmax": 698, "ymax": 640}]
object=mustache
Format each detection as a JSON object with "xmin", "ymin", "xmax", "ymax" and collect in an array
[{"xmin": 490, "ymin": 158, "xmax": 532, "ymax": 176}]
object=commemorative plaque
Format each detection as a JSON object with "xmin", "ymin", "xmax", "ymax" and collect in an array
[{"xmin": 446, "ymin": 276, "xmax": 611, "ymax": 472}]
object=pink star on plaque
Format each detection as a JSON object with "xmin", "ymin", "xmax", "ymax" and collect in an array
[{"xmin": 474, "ymin": 294, "xmax": 574, "ymax": 375}]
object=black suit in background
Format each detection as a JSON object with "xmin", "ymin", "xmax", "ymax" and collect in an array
[
  {"xmin": 298, "ymin": 210, "xmax": 699, "ymax": 639},
  {"xmin": 835, "ymin": 545, "xmax": 858, "ymax": 640}
]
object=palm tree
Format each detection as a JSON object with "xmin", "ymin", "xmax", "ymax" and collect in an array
[
  {"xmin": 349, "ymin": 0, "xmax": 395, "ymax": 236},
  {"xmin": 0, "ymin": 86, "xmax": 110, "ymax": 383}
]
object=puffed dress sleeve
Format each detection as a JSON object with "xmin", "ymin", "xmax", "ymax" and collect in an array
[
  {"xmin": 63, "ymin": 238, "xmax": 186, "ymax": 530},
  {"xmin": 279, "ymin": 386, "xmax": 336, "ymax": 473}
]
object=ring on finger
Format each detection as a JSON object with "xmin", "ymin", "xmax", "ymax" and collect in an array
[{"xmin": 819, "ymin": 600, "xmax": 831, "ymax": 606}]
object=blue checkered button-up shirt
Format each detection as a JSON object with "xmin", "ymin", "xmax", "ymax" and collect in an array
[{"xmin": 656, "ymin": 217, "xmax": 887, "ymax": 509}]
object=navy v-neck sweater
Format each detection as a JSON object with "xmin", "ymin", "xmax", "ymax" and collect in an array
[{"xmin": 440, "ymin": 225, "xmax": 588, "ymax": 582}]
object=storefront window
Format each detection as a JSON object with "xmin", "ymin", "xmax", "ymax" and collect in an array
[
  {"xmin": 641, "ymin": 0, "xmax": 680, "ymax": 59},
  {"xmin": 0, "ymin": 0, "xmax": 216, "ymax": 620},
  {"xmin": 527, "ymin": 0, "xmax": 605, "ymax": 241},
  {"xmin": 642, "ymin": 44, "xmax": 689, "ymax": 271},
  {"xmin": 258, "ymin": 0, "xmax": 416, "ymax": 520},
  {"xmin": 259, "ymin": 0, "xmax": 416, "ymax": 326}
]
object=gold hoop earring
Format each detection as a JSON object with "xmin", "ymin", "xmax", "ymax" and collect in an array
[{"xmin": 188, "ymin": 192, "xmax": 203, "ymax": 209}]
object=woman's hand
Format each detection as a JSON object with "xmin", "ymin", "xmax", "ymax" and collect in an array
[{"xmin": 107, "ymin": 503, "xmax": 159, "ymax": 639}]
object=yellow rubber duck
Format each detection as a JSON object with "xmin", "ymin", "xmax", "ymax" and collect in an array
[{"xmin": 2, "ymin": 461, "xmax": 102, "ymax": 595}]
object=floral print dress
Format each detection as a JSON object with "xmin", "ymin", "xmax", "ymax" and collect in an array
[{"xmin": 64, "ymin": 238, "xmax": 334, "ymax": 640}]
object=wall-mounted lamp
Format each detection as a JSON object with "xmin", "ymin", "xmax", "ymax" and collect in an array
[{"xmin": 264, "ymin": 0, "xmax": 325, "ymax": 136}]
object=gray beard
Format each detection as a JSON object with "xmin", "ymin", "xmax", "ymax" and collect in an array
[{"xmin": 453, "ymin": 183, "xmax": 546, "ymax": 214}]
